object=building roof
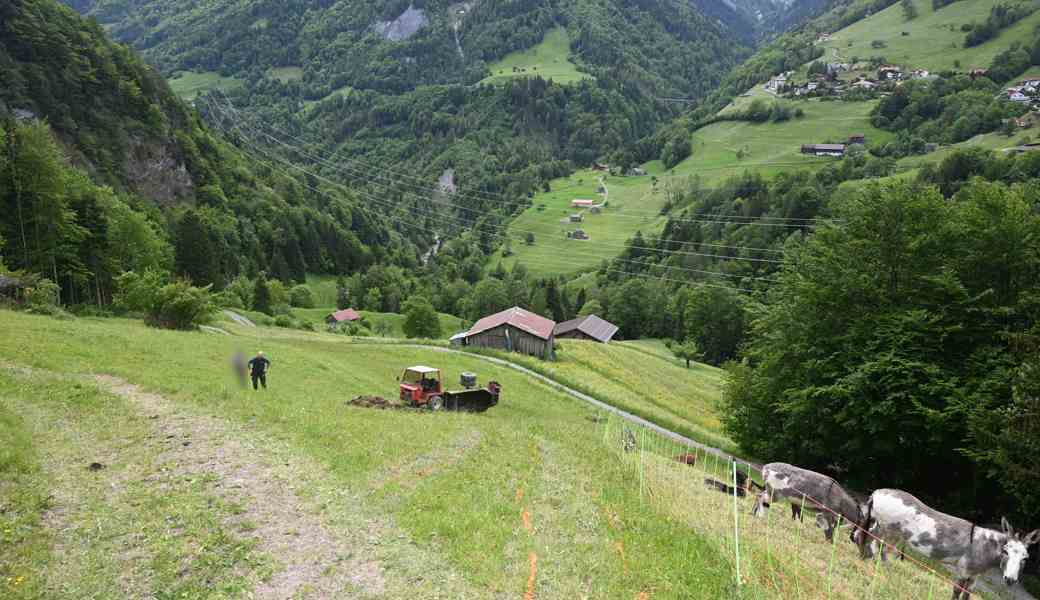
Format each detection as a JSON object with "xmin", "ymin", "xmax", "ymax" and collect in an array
[
  {"xmin": 810, "ymin": 144, "xmax": 847, "ymax": 152},
  {"xmin": 466, "ymin": 306, "xmax": 555, "ymax": 340},
  {"xmin": 406, "ymin": 365, "xmax": 440, "ymax": 374},
  {"xmin": 553, "ymin": 314, "xmax": 619, "ymax": 343},
  {"xmin": 327, "ymin": 308, "xmax": 361, "ymax": 322},
  {"xmin": 571, "ymin": 199, "xmax": 595, "ymax": 206}
]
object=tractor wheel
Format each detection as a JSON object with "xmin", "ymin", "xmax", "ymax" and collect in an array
[{"xmin": 428, "ymin": 395, "xmax": 444, "ymax": 411}]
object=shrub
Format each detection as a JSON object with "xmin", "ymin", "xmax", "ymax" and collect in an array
[
  {"xmin": 115, "ymin": 271, "xmax": 214, "ymax": 330},
  {"xmin": 289, "ymin": 284, "xmax": 315, "ymax": 308},
  {"xmin": 402, "ymin": 296, "xmax": 442, "ymax": 339},
  {"xmin": 25, "ymin": 278, "xmax": 60, "ymax": 310},
  {"xmin": 274, "ymin": 314, "xmax": 294, "ymax": 328}
]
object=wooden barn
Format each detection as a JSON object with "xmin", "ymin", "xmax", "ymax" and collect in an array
[
  {"xmin": 326, "ymin": 308, "xmax": 361, "ymax": 325},
  {"xmin": 553, "ymin": 314, "xmax": 619, "ymax": 343},
  {"xmin": 462, "ymin": 306, "xmax": 556, "ymax": 360}
]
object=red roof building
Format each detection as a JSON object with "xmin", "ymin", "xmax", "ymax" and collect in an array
[
  {"xmin": 326, "ymin": 308, "xmax": 362, "ymax": 324},
  {"xmin": 463, "ymin": 306, "xmax": 556, "ymax": 359}
]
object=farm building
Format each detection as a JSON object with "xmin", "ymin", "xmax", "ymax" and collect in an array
[
  {"xmin": 848, "ymin": 134, "xmax": 866, "ymax": 145},
  {"xmin": 462, "ymin": 307, "xmax": 556, "ymax": 359},
  {"xmin": 0, "ymin": 275, "xmax": 28, "ymax": 304},
  {"xmin": 326, "ymin": 308, "xmax": 361, "ymax": 325},
  {"xmin": 571, "ymin": 199, "xmax": 595, "ymax": 208},
  {"xmin": 570, "ymin": 229, "xmax": 590, "ymax": 240},
  {"xmin": 553, "ymin": 314, "xmax": 619, "ymax": 343},
  {"xmin": 569, "ymin": 213, "xmax": 584, "ymax": 223},
  {"xmin": 801, "ymin": 144, "xmax": 846, "ymax": 157}
]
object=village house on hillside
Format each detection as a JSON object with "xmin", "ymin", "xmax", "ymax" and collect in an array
[
  {"xmin": 553, "ymin": 314, "xmax": 619, "ymax": 343},
  {"xmin": 801, "ymin": 143, "xmax": 846, "ymax": 157},
  {"xmin": 461, "ymin": 306, "xmax": 556, "ymax": 359}
]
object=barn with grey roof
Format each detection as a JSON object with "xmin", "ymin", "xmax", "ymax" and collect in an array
[{"xmin": 553, "ymin": 314, "xmax": 619, "ymax": 343}]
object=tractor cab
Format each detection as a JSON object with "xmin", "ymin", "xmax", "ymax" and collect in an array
[{"xmin": 399, "ymin": 366, "xmax": 443, "ymax": 408}]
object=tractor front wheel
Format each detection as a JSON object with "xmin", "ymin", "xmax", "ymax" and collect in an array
[{"xmin": 428, "ymin": 395, "xmax": 444, "ymax": 411}]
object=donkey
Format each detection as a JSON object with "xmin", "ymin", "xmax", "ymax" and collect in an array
[
  {"xmin": 857, "ymin": 489, "xmax": 1039, "ymax": 599},
  {"xmin": 751, "ymin": 462, "xmax": 869, "ymax": 555}
]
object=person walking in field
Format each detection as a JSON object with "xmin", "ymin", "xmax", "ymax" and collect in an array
[
  {"xmin": 248, "ymin": 351, "xmax": 271, "ymax": 390},
  {"xmin": 231, "ymin": 351, "xmax": 248, "ymax": 388}
]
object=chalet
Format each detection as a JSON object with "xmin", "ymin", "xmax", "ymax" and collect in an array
[
  {"xmin": 1009, "ymin": 90, "xmax": 1031, "ymax": 103},
  {"xmin": 1015, "ymin": 112, "xmax": 1040, "ymax": 128},
  {"xmin": 571, "ymin": 199, "xmax": 595, "ymax": 208},
  {"xmin": 877, "ymin": 65, "xmax": 903, "ymax": 81},
  {"xmin": 851, "ymin": 79, "xmax": 878, "ymax": 90},
  {"xmin": 571, "ymin": 229, "xmax": 590, "ymax": 240},
  {"xmin": 326, "ymin": 308, "xmax": 361, "ymax": 325},
  {"xmin": 912, "ymin": 69, "xmax": 931, "ymax": 79},
  {"xmin": 848, "ymin": 134, "xmax": 866, "ymax": 145},
  {"xmin": 462, "ymin": 306, "xmax": 555, "ymax": 359},
  {"xmin": 569, "ymin": 213, "xmax": 584, "ymax": 223},
  {"xmin": 816, "ymin": 32, "xmax": 833, "ymax": 43},
  {"xmin": 553, "ymin": 314, "xmax": 619, "ymax": 344},
  {"xmin": 801, "ymin": 144, "xmax": 846, "ymax": 157},
  {"xmin": 1021, "ymin": 79, "xmax": 1040, "ymax": 92},
  {"xmin": 969, "ymin": 68, "xmax": 989, "ymax": 79}
]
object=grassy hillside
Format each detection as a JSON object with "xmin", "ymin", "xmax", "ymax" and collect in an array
[
  {"xmin": 481, "ymin": 27, "xmax": 591, "ymax": 85},
  {"xmin": 0, "ymin": 310, "xmax": 738, "ymax": 598},
  {"xmin": 491, "ymin": 169, "xmax": 669, "ymax": 277},
  {"xmin": 0, "ymin": 310, "xmax": 992, "ymax": 598},
  {"xmin": 818, "ymin": 0, "xmax": 1040, "ymax": 72},
  {"xmin": 503, "ymin": 340, "xmax": 734, "ymax": 453},
  {"xmin": 168, "ymin": 70, "xmax": 244, "ymax": 101}
]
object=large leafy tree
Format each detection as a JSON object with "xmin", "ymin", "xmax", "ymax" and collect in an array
[{"xmin": 723, "ymin": 180, "xmax": 1040, "ymax": 521}]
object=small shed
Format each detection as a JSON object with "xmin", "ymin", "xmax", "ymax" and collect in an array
[
  {"xmin": 848, "ymin": 134, "xmax": 866, "ymax": 145},
  {"xmin": 463, "ymin": 306, "xmax": 555, "ymax": 360},
  {"xmin": 326, "ymin": 308, "xmax": 361, "ymax": 325},
  {"xmin": 571, "ymin": 229, "xmax": 589, "ymax": 240},
  {"xmin": 569, "ymin": 213, "xmax": 584, "ymax": 223},
  {"xmin": 449, "ymin": 331, "xmax": 468, "ymax": 347},
  {"xmin": 0, "ymin": 275, "xmax": 28, "ymax": 304},
  {"xmin": 801, "ymin": 144, "xmax": 846, "ymax": 157},
  {"xmin": 553, "ymin": 314, "xmax": 619, "ymax": 343}
]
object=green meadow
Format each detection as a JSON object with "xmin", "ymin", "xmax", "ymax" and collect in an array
[
  {"xmin": 481, "ymin": 27, "xmax": 592, "ymax": 85},
  {"xmin": 167, "ymin": 71, "xmax": 245, "ymax": 101},
  {"xmin": 818, "ymin": 0, "xmax": 1040, "ymax": 72}
]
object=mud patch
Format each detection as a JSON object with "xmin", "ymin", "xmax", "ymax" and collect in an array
[{"xmin": 347, "ymin": 395, "xmax": 410, "ymax": 410}]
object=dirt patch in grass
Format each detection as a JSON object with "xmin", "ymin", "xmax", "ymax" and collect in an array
[
  {"xmin": 347, "ymin": 395, "xmax": 409, "ymax": 410},
  {"xmin": 95, "ymin": 375, "xmax": 386, "ymax": 598}
]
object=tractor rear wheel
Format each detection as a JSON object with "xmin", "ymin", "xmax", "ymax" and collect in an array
[{"xmin": 428, "ymin": 395, "xmax": 444, "ymax": 411}]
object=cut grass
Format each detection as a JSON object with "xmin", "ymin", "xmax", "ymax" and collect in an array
[
  {"xmin": 818, "ymin": 0, "xmax": 1040, "ymax": 73},
  {"xmin": 167, "ymin": 70, "xmax": 244, "ymax": 101},
  {"xmin": 483, "ymin": 340, "xmax": 736, "ymax": 454},
  {"xmin": 481, "ymin": 27, "xmax": 592, "ymax": 85},
  {"xmin": 0, "ymin": 311, "xmax": 734, "ymax": 597}
]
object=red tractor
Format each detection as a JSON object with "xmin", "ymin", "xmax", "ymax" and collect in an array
[{"xmin": 398, "ymin": 366, "xmax": 500, "ymax": 412}]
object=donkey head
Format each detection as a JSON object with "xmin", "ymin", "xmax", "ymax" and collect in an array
[{"xmin": 999, "ymin": 517, "xmax": 1040, "ymax": 586}]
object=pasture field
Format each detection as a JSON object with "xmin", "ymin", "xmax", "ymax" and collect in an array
[
  {"xmin": 500, "ymin": 340, "xmax": 736, "ymax": 454},
  {"xmin": 0, "ymin": 311, "xmax": 1015, "ymax": 599},
  {"xmin": 491, "ymin": 169, "xmax": 668, "ymax": 277},
  {"xmin": 289, "ymin": 307, "xmax": 467, "ymax": 337},
  {"xmin": 167, "ymin": 71, "xmax": 245, "ymax": 101},
  {"xmin": 818, "ymin": 0, "xmax": 1040, "ymax": 73},
  {"xmin": 481, "ymin": 27, "xmax": 592, "ymax": 85},
  {"xmin": 0, "ymin": 311, "xmax": 734, "ymax": 598}
]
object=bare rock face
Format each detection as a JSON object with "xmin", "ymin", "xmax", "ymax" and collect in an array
[
  {"xmin": 373, "ymin": 5, "xmax": 427, "ymax": 42},
  {"xmin": 125, "ymin": 141, "xmax": 194, "ymax": 206}
]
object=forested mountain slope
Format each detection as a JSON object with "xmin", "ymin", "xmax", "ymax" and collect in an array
[
  {"xmin": 1, "ymin": 0, "xmax": 415, "ymax": 302},
  {"xmin": 60, "ymin": 0, "xmax": 760, "ymax": 237}
]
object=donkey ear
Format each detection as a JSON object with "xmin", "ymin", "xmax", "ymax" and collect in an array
[
  {"xmin": 1001, "ymin": 517, "xmax": 1013, "ymax": 535},
  {"xmin": 1024, "ymin": 530, "xmax": 1040, "ymax": 546}
]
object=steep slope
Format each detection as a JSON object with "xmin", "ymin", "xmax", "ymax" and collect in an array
[
  {"xmin": 1, "ymin": 0, "xmax": 413, "ymax": 302},
  {"xmin": 58, "ymin": 0, "xmax": 754, "ymax": 241}
]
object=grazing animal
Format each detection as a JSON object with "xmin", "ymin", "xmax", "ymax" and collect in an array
[
  {"xmin": 622, "ymin": 428, "xmax": 636, "ymax": 453},
  {"xmin": 857, "ymin": 489, "xmax": 1039, "ymax": 599},
  {"xmin": 752, "ymin": 462, "xmax": 868, "ymax": 555}
]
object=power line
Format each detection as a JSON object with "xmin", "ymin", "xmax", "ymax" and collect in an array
[
  {"xmin": 208, "ymin": 95, "xmax": 787, "ymax": 265},
  {"xmin": 213, "ymin": 92, "xmax": 836, "ymax": 230},
  {"xmin": 206, "ymin": 100, "xmax": 771, "ymax": 291}
]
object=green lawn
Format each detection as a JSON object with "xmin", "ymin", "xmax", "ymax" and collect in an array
[
  {"xmin": 481, "ymin": 27, "xmax": 592, "ymax": 85},
  {"xmin": 266, "ymin": 66, "xmax": 304, "ymax": 83},
  {"xmin": 289, "ymin": 307, "xmax": 467, "ymax": 338},
  {"xmin": 818, "ymin": 0, "xmax": 1040, "ymax": 72},
  {"xmin": 167, "ymin": 71, "xmax": 244, "ymax": 101}
]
